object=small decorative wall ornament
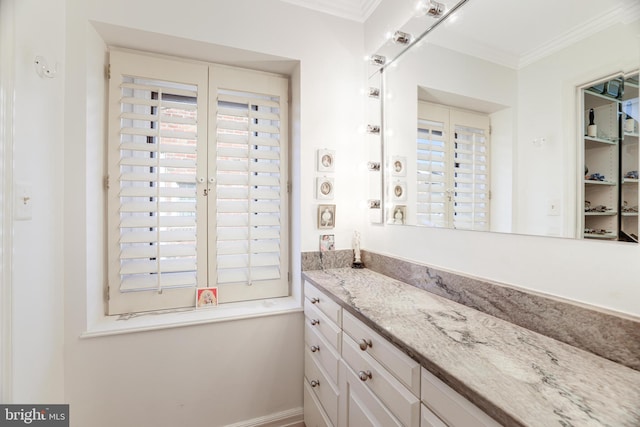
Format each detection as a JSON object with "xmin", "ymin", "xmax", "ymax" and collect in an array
[
  {"xmin": 392, "ymin": 181, "xmax": 407, "ymax": 201},
  {"xmin": 368, "ymin": 199, "xmax": 381, "ymax": 209},
  {"xmin": 317, "ymin": 149, "xmax": 335, "ymax": 172},
  {"xmin": 368, "ymin": 87, "xmax": 380, "ymax": 98},
  {"xmin": 319, "ymin": 234, "xmax": 335, "ymax": 252},
  {"xmin": 316, "ymin": 177, "xmax": 335, "ymax": 200},
  {"xmin": 318, "ymin": 204, "xmax": 336, "ymax": 229},
  {"xmin": 196, "ymin": 287, "xmax": 218, "ymax": 309},
  {"xmin": 391, "ymin": 205, "xmax": 406, "ymax": 225},
  {"xmin": 391, "ymin": 156, "xmax": 406, "ymax": 176}
]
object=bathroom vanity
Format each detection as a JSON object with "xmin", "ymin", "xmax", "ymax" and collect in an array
[{"xmin": 301, "ymin": 266, "xmax": 640, "ymax": 427}]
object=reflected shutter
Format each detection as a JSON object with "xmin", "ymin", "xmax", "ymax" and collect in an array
[{"xmin": 452, "ymin": 120, "xmax": 490, "ymax": 231}]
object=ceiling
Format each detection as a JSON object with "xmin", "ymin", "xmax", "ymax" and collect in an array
[{"xmin": 284, "ymin": 0, "xmax": 639, "ymax": 69}]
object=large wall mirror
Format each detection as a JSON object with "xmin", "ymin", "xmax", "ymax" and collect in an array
[{"xmin": 381, "ymin": 0, "xmax": 639, "ymax": 240}]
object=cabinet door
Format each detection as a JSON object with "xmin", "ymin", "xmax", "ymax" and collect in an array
[
  {"xmin": 304, "ymin": 380, "xmax": 333, "ymax": 427},
  {"xmin": 339, "ymin": 360, "xmax": 403, "ymax": 427}
]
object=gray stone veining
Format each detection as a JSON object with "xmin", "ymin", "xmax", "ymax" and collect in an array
[
  {"xmin": 360, "ymin": 251, "xmax": 640, "ymax": 371},
  {"xmin": 303, "ymin": 267, "xmax": 640, "ymax": 427}
]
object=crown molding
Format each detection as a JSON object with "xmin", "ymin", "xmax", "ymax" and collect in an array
[
  {"xmin": 519, "ymin": 3, "xmax": 640, "ymax": 68},
  {"xmin": 279, "ymin": 0, "xmax": 382, "ymax": 22}
]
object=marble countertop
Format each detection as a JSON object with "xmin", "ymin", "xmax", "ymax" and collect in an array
[{"xmin": 303, "ymin": 268, "xmax": 640, "ymax": 427}]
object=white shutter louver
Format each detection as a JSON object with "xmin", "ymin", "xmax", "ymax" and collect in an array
[
  {"xmin": 416, "ymin": 101, "xmax": 490, "ymax": 231},
  {"xmin": 117, "ymin": 78, "xmax": 199, "ymax": 293},
  {"xmin": 452, "ymin": 124, "xmax": 489, "ymax": 231},
  {"xmin": 215, "ymin": 89, "xmax": 283, "ymax": 289},
  {"xmin": 417, "ymin": 118, "xmax": 448, "ymax": 227}
]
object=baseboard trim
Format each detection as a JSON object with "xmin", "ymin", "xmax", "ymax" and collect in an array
[{"xmin": 223, "ymin": 407, "xmax": 304, "ymax": 427}]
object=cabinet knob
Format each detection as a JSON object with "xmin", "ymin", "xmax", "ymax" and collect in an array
[
  {"xmin": 311, "ymin": 297, "xmax": 320, "ymax": 304},
  {"xmin": 310, "ymin": 380, "xmax": 320, "ymax": 388},
  {"xmin": 310, "ymin": 319, "xmax": 320, "ymax": 326},
  {"xmin": 310, "ymin": 345, "xmax": 320, "ymax": 353},
  {"xmin": 358, "ymin": 338, "xmax": 372, "ymax": 351},
  {"xmin": 358, "ymin": 370, "xmax": 372, "ymax": 382}
]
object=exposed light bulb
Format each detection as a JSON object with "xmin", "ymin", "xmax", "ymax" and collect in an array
[
  {"xmin": 416, "ymin": 0, "xmax": 445, "ymax": 18},
  {"xmin": 392, "ymin": 30, "xmax": 412, "ymax": 45}
]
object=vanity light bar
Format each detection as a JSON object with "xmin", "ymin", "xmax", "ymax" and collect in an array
[
  {"xmin": 368, "ymin": 161, "xmax": 381, "ymax": 171},
  {"xmin": 417, "ymin": 0, "xmax": 446, "ymax": 18},
  {"xmin": 367, "ymin": 124, "xmax": 381, "ymax": 134},
  {"xmin": 392, "ymin": 31, "xmax": 412, "ymax": 45},
  {"xmin": 369, "ymin": 54, "xmax": 386, "ymax": 66}
]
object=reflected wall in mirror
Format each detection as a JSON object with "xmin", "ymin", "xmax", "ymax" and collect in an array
[{"xmin": 382, "ymin": 0, "xmax": 639, "ymax": 240}]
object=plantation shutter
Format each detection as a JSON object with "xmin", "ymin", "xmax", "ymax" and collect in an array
[
  {"xmin": 416, "ymin": 102, "xmax": 490, "ymax": 231},
  {"xmin": 451, "ymin": 111, "xmax": 490, "ymax": 231},
  {"xmin": 107, "ymin": 50, "xmax": 209, "ymax": 315},
  {"xmin": 209, "ymin": 66, "xmax": 289, "ymax": 303},
  {"xmin": 417, "ymin": 102, "xmax": 450, "ymax": 227}
]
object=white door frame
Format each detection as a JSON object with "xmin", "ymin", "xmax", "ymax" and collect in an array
[{"xmin": 0, "ymin": 0, "xmax": 15, "ymax": 403}]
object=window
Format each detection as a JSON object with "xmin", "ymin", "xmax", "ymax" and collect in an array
[
  {"xmin": 417, "ymin": 101, "xmax": 490, "ymax": 230},
  {"xmin": 107, "ymin": 50, "xmax": 289, "ymax": 315}
]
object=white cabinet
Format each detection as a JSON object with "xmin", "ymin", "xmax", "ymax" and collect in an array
[
  {"xmin": 304, "ymin": 281, "xmax": 342, "ymax": 426},
  {"xmin": 421, "ymin": 368, "xmax": 501, "ymax": 427},
  {"xmin": 338, "ymin": 360, "xmax": 403, "ymax": 426},
  {"xmin": 304, "ymin": 280, "xmax": 501, "ymax": 427}
]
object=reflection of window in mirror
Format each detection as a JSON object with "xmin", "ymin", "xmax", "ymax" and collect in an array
[{"xmin": 417, "ymin": 101, "xmax": 490, "ymax": 231}]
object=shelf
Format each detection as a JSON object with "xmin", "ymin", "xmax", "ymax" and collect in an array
[
  {"xmin": 622, "ymin": 212, "xmax": 639, "ymax": 217},
  {"xmin": 584, "ymin": 136, "xmax": 618, "ymax": 146},
  {"xmin": 584, "ymin": 90, "xmax": 622, "ymax": 106},
  {"xmin": 622, "ymin": 178, "xmax": 639, "ymax": 184},
  {"xmin": 584, "ymin": 233, "xmax": 617, "ymax": 240},
  {"xmin": 584, "ymin": 179, "xmax": 616, "ymax": 186},
  {"xmin": 585, "ymin": 211, "xmax": 617, "ymax": 216},
  {"xmin": 623, "ymin": 132, "xmax": 639, "ymax": 139}
]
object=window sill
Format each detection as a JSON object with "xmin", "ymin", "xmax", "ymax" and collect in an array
[{"xmin": 81, "ymin": 296, "xmax": 303, "ymax": 338}]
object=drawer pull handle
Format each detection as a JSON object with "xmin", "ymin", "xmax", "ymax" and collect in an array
[
  {"xmin": 311, "ymin": 297, "xmax": 320, "ymax": 304},
  {"xmin": 310, "ymin": 345, "xmax": 320, "ymax": 353},
  {"xmin": 310, "ymin": 319, "xmax": 320, "ymax": 326},
  {"xmin": 358, "ymin": 370, "xmax": 372, "ymax": 382},
  {"xmin": 358, "ymin": 338, "xmax": 372, "ymax": 351},
  {"xmin": 310, "ymin": 380, "xmax": 320, "ymax": 388}
]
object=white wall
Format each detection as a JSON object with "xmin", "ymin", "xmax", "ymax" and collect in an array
[
  {"xmin": 363, "ymin": 0, "xmax": 640, "ymax": 317},
  {"xmin": 60, "ymin": 0, "xmax": 366, "ymax": 426},
  {"xmin": 3, "ymin": 0, "xmax": 66, "ymax": 403}
]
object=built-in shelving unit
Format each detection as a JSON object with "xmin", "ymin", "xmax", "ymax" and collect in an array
[
  {"xmin": 581, "ymin": 72, "xmax": 639, "ymax": 242},
  {"xmin": 620, "ymin": 75, "xmax": 639, "ymax": 242}
]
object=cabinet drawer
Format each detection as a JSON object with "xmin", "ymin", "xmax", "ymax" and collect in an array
[
  {"xmin": 305, "ymin": 321, "xmax": 340, "ymax": 386},
  {"xmin": 305, "ymin": 298, "xmax": 341, "ymax": 352},
  {"xmin": 305, "ymin": 346, "xmax": 339, "ymax": 426},
  {"xmin": 305, "ymin": 281, "xmax": 342, "ymax": 326},
  {"xmin": 339, "ymin": 360, "xmax": 403, "ymax": 427},
  {"xmin": 304, "ymin": 380, "xmax": 333, "ymax": 427},
  {"xmin": 421, "ymin": 368, "xmax": 501, "ymax": 427},
  {"xmin": 342, "ymin": 334, "xmax": 421, "ymax": 427},
  {"xmin": 343, "ymin": 310, "xmax": 420, "ymax": 396},
  {"xmin": 421, "ymin": 403, "xmax": 448, "ymax": 427}
]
